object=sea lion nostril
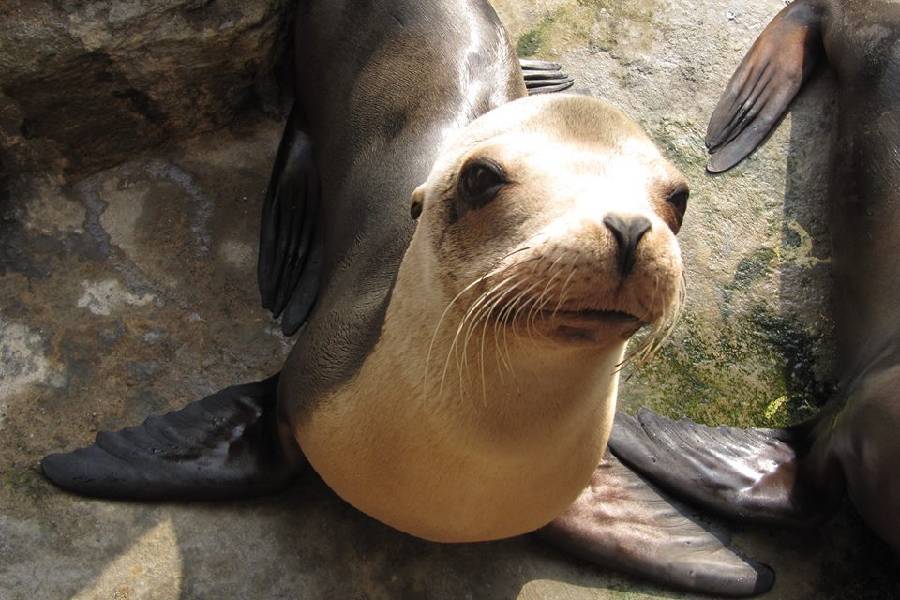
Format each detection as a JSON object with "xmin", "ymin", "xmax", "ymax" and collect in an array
[{"xmin": 603, "ymin": 214, "xmax": 652, "ymax": 276}]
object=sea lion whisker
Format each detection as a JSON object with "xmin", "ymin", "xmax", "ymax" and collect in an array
[
  {"xmin": 485, "ymin": 246, "xmax": 536, "ymax": 276},
  {"xmin": 626, "ymin": 269, "xmax": 684, "ymax": 373},
  {"xmin": 439, "ymin": 284, "xmax": 491, "ymax": 398},
  {"xmin": 491, "ymin": 277, "xmax": 531, "ymax": 366},
  {"xmin": 443, "ymin": 272, "xmax": 520, "ymax": 397},
  {"xmin": 460, "ymin": 277, "xmax": 515, "ymax": 368},
  {"xmin": 498, "ymin": 291, "xmax": 519, "ymax": 370},
  {"xmin": 527, "ymin": 252, "xmax": 569, "ymax": 333},
  {"xmin": 469, "ymin": 275, "xmax": 523, "ymax": 403},
  {"xmin": 507, "ymin": 281, "xmax": 539, "ymax": 343},
  {"xmin": 647, "ymin": 273, "xmax": 685, "ymax": 363},
  {"xmin": 638, "ymin": 273, "xmax": 665, "ymax": 367},
  {"xmin": 529, "ymin": 284, "xmax": 561, "ymax": 342},
  {"xmin": 427, "ymin": 269, "xmax": 502, "ymax": 395},
  {"xmin": 643, "ymin": 273, "xmax": 683, "ymax": 365},
  {"xmin": 452, "ymin": 288, "xmax": 494, "ymax": 396},
  {"xmin": 478, "ymin": 291, "xmax": 509, "ymax": 405},
  {"xmin": 505, "ymin": 279, "xmax": 543, "ymax": 342},
  {"xmin": 496, "ymin": 278, "xmax": 533, "ymax": 373},
  {"xmin": 639, "ymin": 270, "xmax": 671, "ymax": 368},
  {"xmin": 525, "ymin": 265, "xmax": 565, "ymax": 343},
  {"xmin": 552, "ymin": 264, "xmax": 579, "ymax": 319},
  {"xmin": 619, "ymin": 274, "xmax": 659, "ymax": 373},
  {"xmin": 489, "ymin": 277, "xmax": 529, "ymax": 377},
  {"xmin": 536, "ymin": 254, "xmax": 573, "ymax": 325},
  {"xmin": 440, "ymin": 265, "xmax": 529, "ymax": 398},
  {"xmin": 479, "ymin": 274, "xmax": 518, "ymax": 398}
]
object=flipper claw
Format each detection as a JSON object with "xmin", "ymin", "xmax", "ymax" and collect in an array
[{"xmin": 519, "ymin": 58, "xmax": 576, "ymax": 95}]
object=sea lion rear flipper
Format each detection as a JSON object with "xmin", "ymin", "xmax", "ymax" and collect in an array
[
  {"xmin": 41, "ymin": 376, "xmax": 303, "ymax": 500},
  {"xmin": 519, "ymin": 58, "xmax": 575, "ymax": 95},
  {"xmin": 608, "ymin": 408, "xmax": 824, "ymax": 525},
  {"xmin": 258, "ymin": 104, "xmax": 323, "ymax": 335},
  {"xmin": 706, "ymin": 0, "xmax": 824, "ymax": 172},
  {"xmin": 539, "ymin": 453, "xmax": 774, "ymax": 597}
]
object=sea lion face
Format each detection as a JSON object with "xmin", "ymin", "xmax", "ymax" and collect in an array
[{"xmin": 412, "ymin": 94, "xmax": 687, "ymax": 350}]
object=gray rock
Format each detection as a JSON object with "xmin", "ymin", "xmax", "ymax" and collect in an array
[
  {"xmin": 2, "ymin": 1, "xmax": 898, "ymax": 599},
  {"xmin": 0, "ymin": 0, "xmax": 291, "ymax": 178}
]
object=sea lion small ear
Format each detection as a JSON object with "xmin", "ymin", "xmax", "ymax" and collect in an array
[{"xmin": 410, "ymin": 185, "xmax": 425, "ymax": 220}]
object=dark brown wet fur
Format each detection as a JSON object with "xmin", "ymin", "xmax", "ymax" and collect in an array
[{"xmin": 276, "ymin": 0, "xmax": 526, "ymax": 421}]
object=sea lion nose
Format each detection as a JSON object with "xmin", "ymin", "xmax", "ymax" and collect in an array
[{"xmin": 603, "ymin": 213, "xmax": 652, "ymax": 277}]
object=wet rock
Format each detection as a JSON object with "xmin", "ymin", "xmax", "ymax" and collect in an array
[
  {"xmin": 76, "ymin": 279, "xmax": 157, "ymax": 316},
  {"xmin": 1, "ymin": 2, "xmax": 896, "ymax": 599},
  {"xmin": 0, "ymin": 316, "xmax": 64, "ymax": 401},
  {"xmin": 0, "ymin": 0, "xmax": 291, "ymax": 179}
]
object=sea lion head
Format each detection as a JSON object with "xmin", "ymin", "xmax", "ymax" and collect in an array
[{"xmin": 409, "ymin": 94, "xmax": 688, "ymax": 355}]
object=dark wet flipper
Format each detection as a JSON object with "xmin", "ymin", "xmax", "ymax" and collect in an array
[
  {"xmin": 706, "ymin": 0, "xmax": 824, "ymax": 172},
  {"xmin": 41, "ymin": 376, "xmax": 303, "ymax": 501},
  {"xmin": 280, "ymin": 235, "xmax": 323, "ymax": 334},
  {"xmin": 609, "ymin": 408, "xmax": 825, "ymax": 525},
  {"xmin": 258, "ymin": 104, "xmax": 323, "ymax": 335},
  {"xmin": 519, "ymin": 58, "xmax": 575, "ymax": 95},
  {"xmin": 539, "ymin": 454, "xmax": 774, "ymax": 597}
]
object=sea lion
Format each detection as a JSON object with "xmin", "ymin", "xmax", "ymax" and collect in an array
[
  {"xmin": 40, "ymin": 0, "xmax": 772, "ymax": 595},
  {"xmin": 610, "ymin": 0, "xmax": 900, "ymax": 553}
]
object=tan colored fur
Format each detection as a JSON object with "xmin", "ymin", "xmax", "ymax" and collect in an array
[{"xmin": 294, "ymin": 95, "xmax": 686, "ymax": 542}]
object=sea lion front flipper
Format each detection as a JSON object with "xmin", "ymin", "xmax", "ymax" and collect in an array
[
  {"xmin": 706, "ymin": 0, "xmax": 825, "ymax": 172},
  {"xmin": 608, "ymin": 408, "xmax": 822, "ymax": 525},
  {"xmin": 539, "ymin": 453, "xmax": 774, "ymax": 597},
  {"xmin": 41, "ymin": 376, "xmax": 303, "ymax": 501},
  {"xmin": 519, "ymin": 58, "xmax": 575, "ymax": 95},
  {"xmin": 258, "ymin": 104, "xmax": 323, "ymax": 335}
]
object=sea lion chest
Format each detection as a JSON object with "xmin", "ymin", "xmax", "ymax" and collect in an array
[{"xmin": 294, "ymin": 309, "xmax": 622, "ymax": 543}]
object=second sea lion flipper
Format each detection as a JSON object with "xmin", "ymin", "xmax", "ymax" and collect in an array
[
  {"xmin": 608, "ymin": 408, "xmax": 825, "ymax": 525},
  {"xmin": 41, "ymin": 376, "xmax": 304, "ymax": 501},
  {"xmin": 706, "ymin": 0, "xmax": 825, "ymax": 172},
  {"xmin": 519, "ymin": 58, "xmax": 575, "ymax": 95},
  {"xmin": 539, "ymin": 453, "xmax": 774, "ymax": 597},
  {"xmin": 258, "ymin": 104, "xmax": 323, "ymax": 335}
]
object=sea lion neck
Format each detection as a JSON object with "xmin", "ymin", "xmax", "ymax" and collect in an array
[
  {"xmin": 294, "ymin": 233, "xmax": 625, "ymax": 542},
  {"xmin": 381, "ymin": 230, "xmax": 626, "ymax": 431}
]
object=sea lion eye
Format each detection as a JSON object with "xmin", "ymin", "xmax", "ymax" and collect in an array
[
  {"xmin": 458, "ymin": 158, "xmax": 506, "ymax": 210},
  {"xmin": 667, "ymin": 184, "xmax": 689, "ymax": 215}
]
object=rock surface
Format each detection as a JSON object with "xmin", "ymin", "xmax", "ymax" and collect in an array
[
  {"xmin": 1, "ymin": 1, "xmax": 899, "ymax": 599},
  {"xmin": 0, "ymin": 0, "xmax": 290, "ymax": 178}
]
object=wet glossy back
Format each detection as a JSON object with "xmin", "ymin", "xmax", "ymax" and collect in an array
[
  {"xmin": 823, "ymin": 0, "xmax": 900, "ymax": 375},
  {"xmin": 280, "ymin": 0, "xmax": 526, "ymax": 418}
]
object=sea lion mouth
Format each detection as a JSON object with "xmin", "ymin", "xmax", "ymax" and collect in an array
[
  {"xmin": 552, "ymin": 308, "xmax": 643, "ymax": 324},
  {"xmin": 531, "ymin": 307, "xmax": 648, "ymax": 343}
]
